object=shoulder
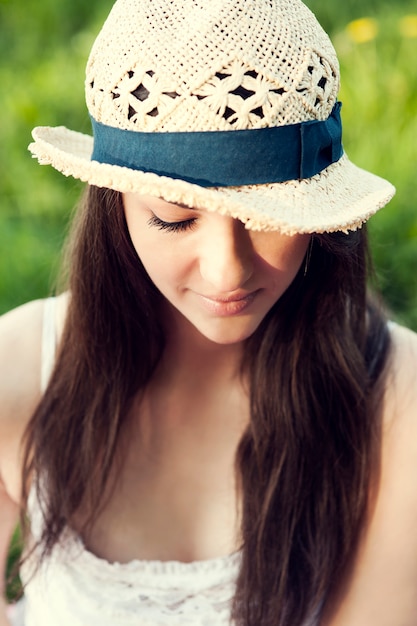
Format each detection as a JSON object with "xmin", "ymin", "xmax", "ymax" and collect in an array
[
  {"xmin": 379, "ymin": 322, "xmax": 417, "ymax": 481},
  {"xmin": 389, "ymin": 321, "xmax": 417, "ymax": 370},
  {"xmin": 0, "ymin": 299, "xmax": 45, "ymax": 497},
  {"xmin": 0, "ymin": 292, "xmax": 69, "ymax": 400},
  {"xmin": 0, "ymin": 297, "xmax": 64, "ymax": 501},
  {"xmin": 321, "ymin": 324, "xmax": 417, "ymax": 623},
  {"xmin": 373, "ymin": 322, "xmax": 417, "ymax": 506},
  {"xmin": 0, "ymin": 298, "xmax": 44, "ymax": 406},
  {"xmin": 370, "ymin": 324, "xmax": 417, "ymax": 612},
  {"xmin": 383, "ymin": 322, "xmax": 417, "ymax": 430},
  {"xmin": 374, "ymin": 322, "xmax": 417, "ymax": 518}
]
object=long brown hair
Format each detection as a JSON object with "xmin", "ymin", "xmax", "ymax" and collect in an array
[{"xmin": 21, "ymin": 185, "xmax": 390, "ymax": 626}]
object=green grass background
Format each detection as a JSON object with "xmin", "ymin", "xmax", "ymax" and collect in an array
[{"xmin": 1, "ymin": 0, "xmax": 417, "ymax": 602}]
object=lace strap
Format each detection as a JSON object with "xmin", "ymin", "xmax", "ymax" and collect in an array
[{"xmin": 41, "ymin": 297, "xmax": 58, "ymax": 393}]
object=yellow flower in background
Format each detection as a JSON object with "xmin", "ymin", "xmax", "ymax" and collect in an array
[
  {"xmin": 399, "ymin": 15, "xmax": 417, "ymax": 39},
  {"xmin": 346, "ymin": 17, "xmax": 379, "ymax": 44}
]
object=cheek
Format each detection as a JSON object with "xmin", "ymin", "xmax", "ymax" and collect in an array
[
  {"xmin": 124, "ymin": 213, "xmax": 186, "ymax": 290},
  {"xmin": 256, "ymin": 234, "xmax": 310, "ymax": 279},
  {"xmin": 124, "ymin": 209, "xmax": 162, "ymax": 277},
  {"xmin": 129, "ymin": 235, "xmax": 177, "ymax": 287},
  {"xmin": 281, "ymin": 235, "xmax": 310, "ymax": 273}
]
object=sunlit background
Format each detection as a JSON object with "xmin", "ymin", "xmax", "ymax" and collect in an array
[{"xmin": 1, "ymin": 0, "xmax": 417, "ymax": 328}]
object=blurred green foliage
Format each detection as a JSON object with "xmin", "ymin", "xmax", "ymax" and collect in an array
[
  {"xmin": 0, "ymin": 0, "xmax": 416, "ymax": 328},
  {"xmin": 5, "ymin": 527, "xmax": 22, "ymax": 603}
]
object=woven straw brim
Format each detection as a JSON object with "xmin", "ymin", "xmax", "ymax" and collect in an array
[{"xmin": 29, "ymin": 126, "xmax": 395, "ymax": 235}]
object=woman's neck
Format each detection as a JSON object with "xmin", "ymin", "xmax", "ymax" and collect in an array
[{"xmin": 160, "ymin": 305, "xmax": 245, "ymax": 388}]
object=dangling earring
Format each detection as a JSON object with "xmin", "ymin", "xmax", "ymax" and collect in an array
[{"xmin": 304, "ymin": 238, "xmax": 313, "ymax": 276}]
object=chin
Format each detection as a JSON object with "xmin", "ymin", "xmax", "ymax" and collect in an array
[{"xmin": 192, "ymin": 319, "xmax": 263, "ymax": 346}]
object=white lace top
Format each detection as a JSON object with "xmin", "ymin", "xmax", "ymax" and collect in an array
[
  {"xmin": 11, "ymin": 298, "xmax": 318, "ymax": 626},
  {"xmin": 20, "ymin": 525, "xmax": 241, "ymax": 626}
]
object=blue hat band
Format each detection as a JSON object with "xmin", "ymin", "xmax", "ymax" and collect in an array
[{"xmin": 90, "ymin": 101, "xmax": 343, "ymax": 187}]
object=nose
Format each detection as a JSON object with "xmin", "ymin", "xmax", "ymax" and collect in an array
[{"xmin": 199, "ymin": 216, "xmax": 254, "ymax": 292}]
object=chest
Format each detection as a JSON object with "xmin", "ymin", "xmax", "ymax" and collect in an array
[{"xmin": 80, "ymin": 391, "xmax": 248, "ymax": 564}]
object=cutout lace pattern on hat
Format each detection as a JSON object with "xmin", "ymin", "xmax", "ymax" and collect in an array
[
  {"xmin": 90, "ymin": 51, "xmax": 337, "ymax": 134},
  {"xmin": 296, "ymin": 51, "xmax": 337, "ymax": 115},
  {"xmin": 109, "ymin": 68, "xmax": 180, "ymax": 123},
  {"xmin": 190, "ymin": 60, "xmax": 288, "ymax": 130}
]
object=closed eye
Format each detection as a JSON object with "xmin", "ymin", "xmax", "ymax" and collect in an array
[{"xmin": 147, "ymin": 214, "xmax": 197, "ymax": 233}]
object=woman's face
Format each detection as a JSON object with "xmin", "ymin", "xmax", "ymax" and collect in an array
[{"xmin": 123, "ymin": 193, "xmax": 310, "ymax": 345}]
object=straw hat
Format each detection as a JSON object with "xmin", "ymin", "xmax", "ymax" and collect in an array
[{"xmin": 29, "ymin": 0, "xmax": 395, "ymax": 234}]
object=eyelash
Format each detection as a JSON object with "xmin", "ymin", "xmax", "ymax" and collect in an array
[{"xmin": 147, "ymin": 214, "xmax": 197, "ymax": 233}]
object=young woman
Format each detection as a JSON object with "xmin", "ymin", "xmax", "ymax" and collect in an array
[{"xmin": 1, "ymin": 1, "xmax": 417, "ymax": 625}]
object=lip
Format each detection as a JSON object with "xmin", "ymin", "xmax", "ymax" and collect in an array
[{"xmin": 195, "ymin": 290, "xmax": 260, "ymax": 316}]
